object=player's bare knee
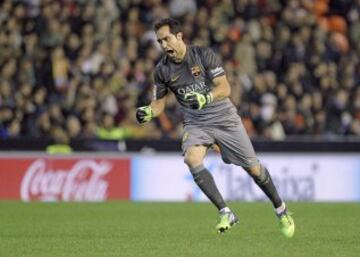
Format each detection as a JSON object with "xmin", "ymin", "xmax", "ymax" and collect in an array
[
  {"xmin": 244, "ymin": 164, "xmax": 262, "ymax": 177},
  {"xmin": 184, "ymin": 146, "xmax": 207, "ymax": 168},
  {"xmin": 184, "ymin": 153, "xmax": 202, "ymax": 168}
]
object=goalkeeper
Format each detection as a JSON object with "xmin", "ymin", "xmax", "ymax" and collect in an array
[{"xmin": 136, "ymin": 18, "xmax": 295, "ymax": 237}]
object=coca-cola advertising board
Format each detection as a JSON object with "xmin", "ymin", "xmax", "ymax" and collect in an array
[{"xmin": 0, "ymin": 156, "xmax": 130, "ymax": 201}]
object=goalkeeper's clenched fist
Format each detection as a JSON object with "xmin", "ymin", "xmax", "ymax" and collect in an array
[
  {"xmin": 136, "ymin": 106, "xmax": 153, "ymax": 123},
  {"xmin": 184, "ymin": 91, "xmax": 213, "ymax": 110}
]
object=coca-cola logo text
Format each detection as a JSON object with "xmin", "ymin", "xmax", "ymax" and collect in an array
[{"xmin": 20, "ymin": 159, "xmax": 112, "ymax": 202}]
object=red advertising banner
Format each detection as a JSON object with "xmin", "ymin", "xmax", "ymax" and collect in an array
[{"xmin": 0, "ymin": 156, "xmax": 130, "ymax": 201}]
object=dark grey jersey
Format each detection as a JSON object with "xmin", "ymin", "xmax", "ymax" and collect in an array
[{"xmin": 153, "ymin": 45, "xmax": 240, "ymax": 126}]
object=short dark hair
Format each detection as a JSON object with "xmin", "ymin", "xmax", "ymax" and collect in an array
[{"xmin": 154, "ymin": 18, "xmax": 182, "ymax": 35}]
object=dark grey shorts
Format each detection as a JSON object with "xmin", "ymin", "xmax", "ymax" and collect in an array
[{"xmin": 182, "ymin": 123, "xmax": 259, "ymax": 168}]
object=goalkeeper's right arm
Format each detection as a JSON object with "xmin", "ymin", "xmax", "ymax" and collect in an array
[{"xmin": 136, "ymin": 96, "xmax": 167, "ymax": 124}]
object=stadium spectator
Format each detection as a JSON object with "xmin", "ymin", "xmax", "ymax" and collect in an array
[{"xmin": 0, "ymin": 0, "xmax": 358, "ymax": 143}]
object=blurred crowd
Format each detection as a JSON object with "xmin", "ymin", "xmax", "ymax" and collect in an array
[{"xmin": 0, "ymin": 0, "xmax": 359, "ymax": 144}]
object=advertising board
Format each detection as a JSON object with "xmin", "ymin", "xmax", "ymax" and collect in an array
[
  {"xmin": 131, "ymin": 153, "xmax": 360, "ymax": 202},
  {"xmin": 0, "ymin": 156, "xmax": 130, "ymax": 201}
]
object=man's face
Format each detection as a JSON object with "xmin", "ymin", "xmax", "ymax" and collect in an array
[{"xmin": 156, "ymin": 25, "xmax": 183, "ymax": 61}]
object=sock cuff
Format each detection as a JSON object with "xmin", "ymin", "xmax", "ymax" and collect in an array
[
  {"xmin": 275, "ymin": 202, "xmax": 286, "ymax": 215},
  {"xmin": 190, "ymin": 164, "xmax": 206, "ymax": 175},
  {"xmin": 219, "ymin": 207, "xmax": 231, "ymax": 214}
]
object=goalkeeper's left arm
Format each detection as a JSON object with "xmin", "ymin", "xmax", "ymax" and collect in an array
[{"xmin": 184, "ymin": 75, "xmax": 231, "ymax": 110}]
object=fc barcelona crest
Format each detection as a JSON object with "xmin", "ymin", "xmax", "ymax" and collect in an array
[{"xmin": 191, "ymin": 65, "xmax": 201, "ymax": 77}]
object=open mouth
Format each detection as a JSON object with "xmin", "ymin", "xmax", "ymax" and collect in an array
[{"xmin": 166, "ymin": 49, "xmax": 175, "ymax": 55}]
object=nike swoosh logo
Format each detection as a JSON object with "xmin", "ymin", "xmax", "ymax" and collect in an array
[{"xmin": 171, "ymin": 75, "xmax": 180, "ymax": 82}]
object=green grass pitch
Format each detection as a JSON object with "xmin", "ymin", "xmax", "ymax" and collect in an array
[{"xmin": 0, "ymin": 202, "xmax": 359, "ymax": 257}]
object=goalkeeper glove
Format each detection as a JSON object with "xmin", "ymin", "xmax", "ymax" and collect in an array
[
  {"xmin": 136, "ymin": 106, "xmax": 153, "ymax": 124},
  {"xmin": 184, "ymin": 92, "xmax": 213, "ymax": 110}
]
